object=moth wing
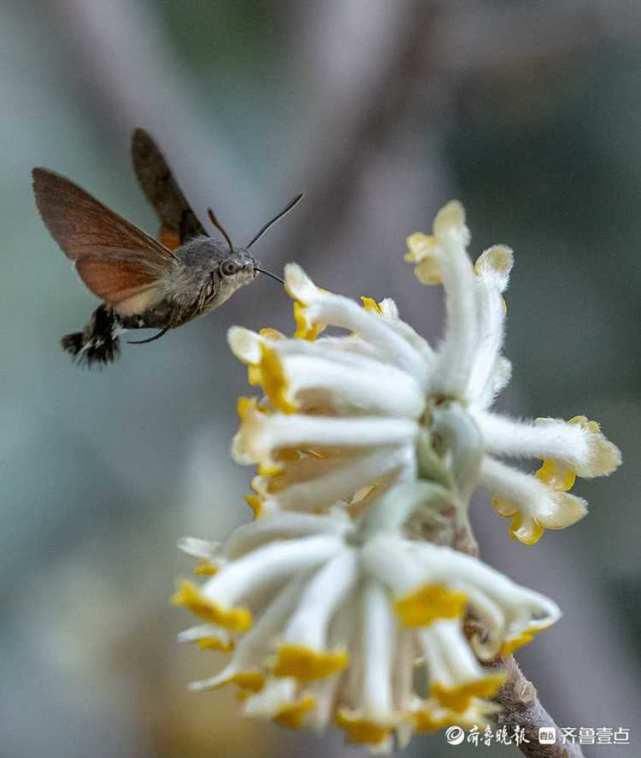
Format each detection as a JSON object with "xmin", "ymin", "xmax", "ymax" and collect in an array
[
  {"xmin": 74, "ymin": 255, "xmax": 162, "ymax": 312},
  {"xmin": 32, "ymin": 167, "xmax": 175, "ymax": 307},
  {"xmin": 131, "ymin": 128, "xmax": 206, "ymax": 249}
]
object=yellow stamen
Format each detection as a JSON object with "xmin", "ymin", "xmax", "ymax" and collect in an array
[
  {"xmin": 258, "ymin": 343, "xmax": 297, "ymax": 414},
  {"xmin": 272, "ymin": 643, "xmax": 349, "ymax": 681},
  {"xmin": 247, "ymin": 365, "xmax": 262, "ymax": 386},
  {"xmin": 536, "ymin": 458, "xmax": 576, "ymax": 492},
  {"xmin": 569, "ymin": 415, "xmax": 600, "ymax": 434},
  {"xmin": 394, "ymin": 583, "xmax": 468, "ymax": 627},
  {"xmin": 241, "ymin": 345, "xmax": 297, "ymax": 413},
  {"xmin": 237, "ymin": 396, "xmax": 257, "ymax": 420},
  {"xmin": 259, "ymin": 327, "xmax": 284, "ymax": 341},
  {"xmin": 492, "ymin": 498, "xmax": 544, "ymax": 545},
  {"xmin": 293, "ymin": 301, "xmax": 324, "ymax": 341},
  {"xmin": 404, "ymin": 232, "xmax": 442, "ymax": 285},
  {"xmin": 499, "ymin": 622, "xmax": 552, "ymax": 656},
  {"xmin": 193, "ymin": 560, "xmax": 219, "ymax": 577},
  {"xmin": 360, "ymin": 296, "xmax": 383, "ymax": 315},
  {"xmin": 193, "ymin": 669, "xmax": 265, "ymax": 693},
  {"xmin": 273, "ymin": 695, "xmax": 316, "ymax": 729},
  {"xmin": 473, "ymin": 244, "xmax": 513, "ymax": 278},
  {"xmin": 509, "ymin": 513, "xmax": 544, "ymax": 546},
  {"xmin": 431, "ymin": 672, "xmax": 506, "ymax": 712},
  {"xmin": 171, "ymin": 580, "xmax": 252, "ymax": 632},
  {"xmin": 405, "ymin": 202, "xmax": 468, "ymax": 285},
  {"xmin": 404, "ymin": 232, "xmax": 431, "ymax": 262},
  {"xmin": 568, "ymin": 415, "xmax": 620, "ymax": 476},
  {"xmin": 230, "ymin": 670, "xmax": 266, "ymax": 693},
  {"xmin": 261, "ymin": 473, "xmax": 287, "ymax": 495},
  {"xmin": 412, "ymin": 706, "xmax": 458, "ymax": 733},
  {"xmin": 335, "ymin": 710, "xmax": 392, "ymax": 746},
  {"xmin": 196, "ymin": 636, "xmax": 234, "ymax": 653},
  {"xmin": 244, "ymin": 493, "xmax": 264, "ymax": 519},
  {"xmin": 257, "ymin": 461, "xmax": 283, "ymax": 477},
  {"xmin": 534, "ymin": 416, "xmax": 620, "ymax": 479},
  {"xmin": 491, "ymin": 496, "xmax": 517, "ymax": 518}
]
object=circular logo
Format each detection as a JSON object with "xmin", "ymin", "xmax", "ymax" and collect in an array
[{"xmin": 445, "ymin": 725, "xmax": 465, "ymax": 746}]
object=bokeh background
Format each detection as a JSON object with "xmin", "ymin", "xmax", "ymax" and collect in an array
[{"xmin": 1, "ymin": 1, "xmax": 640, "ymax": 756}]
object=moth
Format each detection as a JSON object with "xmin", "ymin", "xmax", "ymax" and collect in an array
[{"xmin": 32, "ymin": 128, "xmax": 301, "ymax": 366}]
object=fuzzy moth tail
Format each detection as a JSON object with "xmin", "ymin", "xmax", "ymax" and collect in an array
[{"xmin": 61, "ymin": 305, "xmax": 121, "ymax": 366}]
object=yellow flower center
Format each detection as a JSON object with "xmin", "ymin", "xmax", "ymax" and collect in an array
[
  {"xmin": 193, "ymin": 560, "xmax": 219, "ymax": 577},
  {"xmin": 171, "ymin": 580, "xmax": 252, "ymax": 632},
  {"xmin": 335, "ymin": 710, "xmax": 392, "ymax": 746},
  {"xmin": 293, "ymin": 301, "xmax": 325, "ymax": 341},
  {"xmin": 273, "ymin": 695, "xmax": 316, "ymax": 729},
  {"xmin": 230, "ymin": 670, "xmax": 266, "ymax": 692},
  {"xmin": 394, "ymin": 583, "xmax": 468, "ymax": 627},
  {"xmin": 272, "ymin": 643, "xmax": 349, "ymax": 681},
  {"xmin": 499, "ymin": 622, "xmax": 552, "ymax": 656},
  {"xmin": 535, "ymin": 458, "xmax": 576, "ymax": 492},
  {"xmin": 431, "ymin": 672, "xmax": 506, "ymax": 712},
  {"xmin": 412, "ymin": 705, "xmax": 458, "ymax": 733},
  {"xmin": 360, "ymin": 296, "xmax": 383, "ymax": 314},
  {"xmin": 244, "ymin": 493, "xmax": 264, "ymax": 519},
  {"xmin": 196, "ymin": 636, "xmax": 234, "ymax": 653}
]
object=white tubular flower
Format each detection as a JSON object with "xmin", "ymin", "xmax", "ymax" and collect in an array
[
  {"xmin": 173, "ymin": 494, "xmax": 560, "ymax": 751},
  {"xmin": 174, "ymin": 198, "xmax": 622, "ymax": 752},
  {"xmin": 228, "ymin": 277, "xmax": 429, "ymax": 519},
  {"xmin": 228, "ymin": 206, "xmax": 620, "ymax": 542},
  {"xmin": 403, "ymin": 201, "xmax": 621, "ymax": 544}
]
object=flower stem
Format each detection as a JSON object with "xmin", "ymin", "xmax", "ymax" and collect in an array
[
  {"xmin": 495, "ymin": 656, "xmax": 585, "ymax": 758},
  {"xmin": 454, "ymin": 523, "xmax": 585, "ymax": 758}
]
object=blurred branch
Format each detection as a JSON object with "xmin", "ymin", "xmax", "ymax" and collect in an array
[
  {"xmin": 496, "ymin": 657, "xmax": 584, "ymax": 758},
  {"xmin": 276, "ymin": 0, "xmax": 438, "ymax": 271},
  {"xmin": 49, "ymin": 0, "xmax": 257, "ymax": 219}
]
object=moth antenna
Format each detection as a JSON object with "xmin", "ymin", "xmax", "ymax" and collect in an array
[
  {"xmin": 207, "ymin": 208, "xmax": 234, "ymax": 252},
  {"xmin": 255, "ymin": 267, "xmax": 285, "ymax": 285},
  {"xmin": 246, "ymin": 193, "xmax": 303, "ymax": 249},
  {"xmin": 128, "ymin": 326, "xmax": 171, "ymax": 345}
]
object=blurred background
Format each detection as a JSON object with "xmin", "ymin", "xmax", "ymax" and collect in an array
[{"xmin": 1, "ymin": 1, "xmax": 640, "ymax": 756}]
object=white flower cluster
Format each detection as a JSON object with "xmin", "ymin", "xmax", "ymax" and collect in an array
[{"xmin": 173, "ymin": 201, "xmax": 620, "ymax": 751}]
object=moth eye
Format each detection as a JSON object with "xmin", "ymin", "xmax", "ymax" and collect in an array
[{"xmin": 221, "ymin": 260, "xmax": 239, "ymax": 276}]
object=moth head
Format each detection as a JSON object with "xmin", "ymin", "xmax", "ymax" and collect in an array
[{"xmin": 218, "ymin": 250, "xmax": 258, "ymax": 281}]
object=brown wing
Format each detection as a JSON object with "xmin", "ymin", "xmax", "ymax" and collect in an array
[
  {"xmin": 74, "ymin": 256, "xmax": 161, "ymax": 305},
  {"xmin": 131, "ymin": 128, "xmax": 205, "ymax": 249},
  {"xmin": 32, "ymin": 167, "xmax": 176, "ymax": 306}
]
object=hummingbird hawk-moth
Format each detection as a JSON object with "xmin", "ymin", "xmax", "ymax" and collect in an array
[{"xmin": 32, "ymin": 128, "xmax": 301, "ymax": 366}]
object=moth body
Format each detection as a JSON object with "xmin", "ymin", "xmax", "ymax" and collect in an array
[
  {"xmin": 60, "ymin": 240, "xmax": 258, "ymax": 366},
  {"xmin": 33, "ymin": 128, "xmax": 299, "ymax": 367},
  {"xmin": 115, "ymin": 237, "xmax": 259, "ymax": 328}
]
